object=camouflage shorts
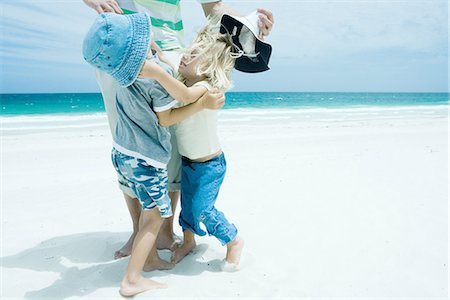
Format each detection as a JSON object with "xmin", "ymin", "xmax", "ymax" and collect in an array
[
  {"xmin": 111, "ymin": 148, "xmax": 172, "ymax": 218},
  {"xmin": 117, "ymin": 172, "xmax": 137, "ymax": 198}
]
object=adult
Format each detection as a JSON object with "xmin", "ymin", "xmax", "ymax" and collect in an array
[{"xmin": 83, "ymin": 0, "xmax": 274, "ymax": 269}]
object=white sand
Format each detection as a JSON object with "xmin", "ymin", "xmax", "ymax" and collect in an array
[{"xmin": 1, "ymin": 106, "xmax": 448, "ymax": 299}]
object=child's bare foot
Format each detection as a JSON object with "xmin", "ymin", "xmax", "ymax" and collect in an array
[
  {"xmin": 223, "ymin": 236, "xmax": 244, "ymax": 271},
  {"xmin": 119, "ymin": 276, "xmax": 167, "ymax": 297},
  {"xmin": 114, "ymin": 233, "xmax": 136, "ymax": 260},
  {"xmin": 171, "ymin": 239, "xmax": 196, "ymax": 264},
  {"xmin": 156, "ymin": 234, "xmax": 181, "ymax": 251},
  {"xmin": 143, "ymin": 257, "xmax": 175, "ymax": 272}
]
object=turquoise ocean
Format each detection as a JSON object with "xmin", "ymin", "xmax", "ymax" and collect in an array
[
  {"xmin": 1, "ymin": 92, "xmax": 448, "ymax": 130},
  {"xmin": 1, "ymin": 92, "xmax": 449, "ymax": 115}
]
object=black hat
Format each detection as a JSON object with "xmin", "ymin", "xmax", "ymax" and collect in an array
[{"xmin": 220, "ymin": 12, "xmax": 272, "ymax": 73}]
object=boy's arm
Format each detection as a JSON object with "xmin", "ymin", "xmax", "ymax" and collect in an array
[
  {"xmin": 140, "ymin": 60, "xmax": 206, "ymax": 104},
  {"xmin": 156, "ymin": 91, "xmax": 225, "ymax": 127},
  {"xmin": 150, "ymin": 40, "xmax": 176, "ymax": 71}
]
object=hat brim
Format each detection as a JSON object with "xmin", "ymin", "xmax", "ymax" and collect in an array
[{"xmin": 220, "ymin": 14, "xmax": 272, "ymax": 73}]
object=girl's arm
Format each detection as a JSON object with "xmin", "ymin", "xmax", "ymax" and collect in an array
[
  {"xmin": 139, "ymin": 60, "xmax": 206, "ymax": 104},
  {"xmin": 156, "ymin": 90, "xmax": 225, "ymax": 127}
]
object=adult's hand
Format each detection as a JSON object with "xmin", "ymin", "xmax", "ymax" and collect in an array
[
  {"xmin": 257, "ymin": 8, "xmax": 274, "ymax": 40},
  {"xmin": 83, "ymin": 0, "xmax": 123, "ymax": 14}
]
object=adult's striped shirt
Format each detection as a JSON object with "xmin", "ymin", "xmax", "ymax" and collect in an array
[{"xmin": 117, "ymin": 0, "xmax": 218, "ymax": 50}]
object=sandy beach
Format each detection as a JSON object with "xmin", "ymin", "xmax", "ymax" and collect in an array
[{"xmin": 1, "ymin": 106, "xmax": 448, "ymax": 299}]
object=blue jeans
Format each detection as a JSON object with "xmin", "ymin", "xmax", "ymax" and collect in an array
[
  {"xmin": 179, "ymin": 153, "xmax": 237, "ymax": 245},
  {"xmin": 111, "ymin": 148, "xmax": 172, "ymax": 218}
]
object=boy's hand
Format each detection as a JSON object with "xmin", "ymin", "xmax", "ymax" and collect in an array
[
  {"xmin": 199, "ymin": 89, "xmax": 225, "ymax": 110},
  {"xmin": 151, "ymin": 40, "xmax": 176, "ymax": 71},
  {"xmin": 83, "ymin": 0, "xmax": 123, "ymax": 14}
]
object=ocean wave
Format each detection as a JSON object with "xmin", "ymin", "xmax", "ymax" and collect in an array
[
  {"xmin": 1, "ymin": 113, "xmax": 108, "ymax": 131},
  {"xmin": 0, "ymin": 112, "xmax": 107, "ymax": 123},
  {"xmin": 1, "ymin": 104, "xmax": 447, "ymax": 131},
  {"xmin": 219, "ymin": 105, "xmax": 449, "ymax": 116}
]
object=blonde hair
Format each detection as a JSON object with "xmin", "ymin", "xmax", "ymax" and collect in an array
[{"xmin": 179, "ymin": 15, "xmax": 236, "ymax": 91}]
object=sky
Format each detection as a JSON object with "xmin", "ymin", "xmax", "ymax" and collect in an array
[{"xmin": 0, "ymin": 0, "xmax": 448, "ymax": 93}]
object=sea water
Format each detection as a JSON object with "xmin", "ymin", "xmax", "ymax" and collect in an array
[{"xmin": 1, "ymin": 92, "xmax": 448, "ymax": 130}]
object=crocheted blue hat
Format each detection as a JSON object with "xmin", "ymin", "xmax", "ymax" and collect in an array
[{"xmin": 83, "ymin": 13, "xmax": 151, "ymax": 87}]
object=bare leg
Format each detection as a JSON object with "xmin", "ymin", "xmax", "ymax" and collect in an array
[
  {"xmin": 116, "ymin": 191, "xmax": 179, "ymax": 259},
  {"xmin": 171, "ymin": 229, "xmax": 196, "ymax": 264},
  {"xmin": 156, "ymin": 191, "xmax": 180, "ymax": 251},
  {"xmin": 141, "ymin": 208, "xmax": 174, "ymax": 271},
  {"xmin": 114, "ymin": 193, "xmax": 140, "ymax": 259},
  {"xmin": 119, "ymin": 208, "xmax": 168, "ymax": 297},
  {"xmin": 143, "ymin": 243, "xmax": 175, "ymax": 272}
]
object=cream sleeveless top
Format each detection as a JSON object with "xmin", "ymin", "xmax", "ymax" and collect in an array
[{"xmin": 175, "ymin": 81, "xmax": 221, "ymax": 160}]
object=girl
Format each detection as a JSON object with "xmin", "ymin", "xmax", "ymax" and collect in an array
[{"xmin": 140, "ymin": 16, "xmax": 245, "ymax": 270}]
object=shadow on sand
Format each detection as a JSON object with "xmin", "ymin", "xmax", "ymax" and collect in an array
[{"xmin": 1, "ymin": 231, "xmax": 221, "ymax": 299}]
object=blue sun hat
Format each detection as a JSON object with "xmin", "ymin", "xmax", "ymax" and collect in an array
[{"xmin": 82, "ymin": 12, "xmax": 151, "ymax": 87}]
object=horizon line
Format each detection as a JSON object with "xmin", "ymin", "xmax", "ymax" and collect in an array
[{"xmin": 1, "ymin": 91, "xmax": 449, "ymax": 95}]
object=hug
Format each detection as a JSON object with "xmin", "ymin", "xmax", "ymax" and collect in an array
[{"xmin": 82, "ymin": 0, "xmax": 273, "ymax": 296}]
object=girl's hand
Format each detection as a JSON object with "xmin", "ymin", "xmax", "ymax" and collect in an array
[
  {"xmin": 83, "ymin": 0, "xmax": 123, "ymax": 14},
  {"xmin": 199, "ymin": 89, "xmax": 225, "ymax": 110}
]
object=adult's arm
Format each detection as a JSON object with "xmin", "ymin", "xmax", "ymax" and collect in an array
[
  {"xmin": 200, "ymin": 1, "xmax": 274, "ymax": 40},
  {"xmin": 83, "ymin": 0, "xmax": 123, "ymax": 14}
]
